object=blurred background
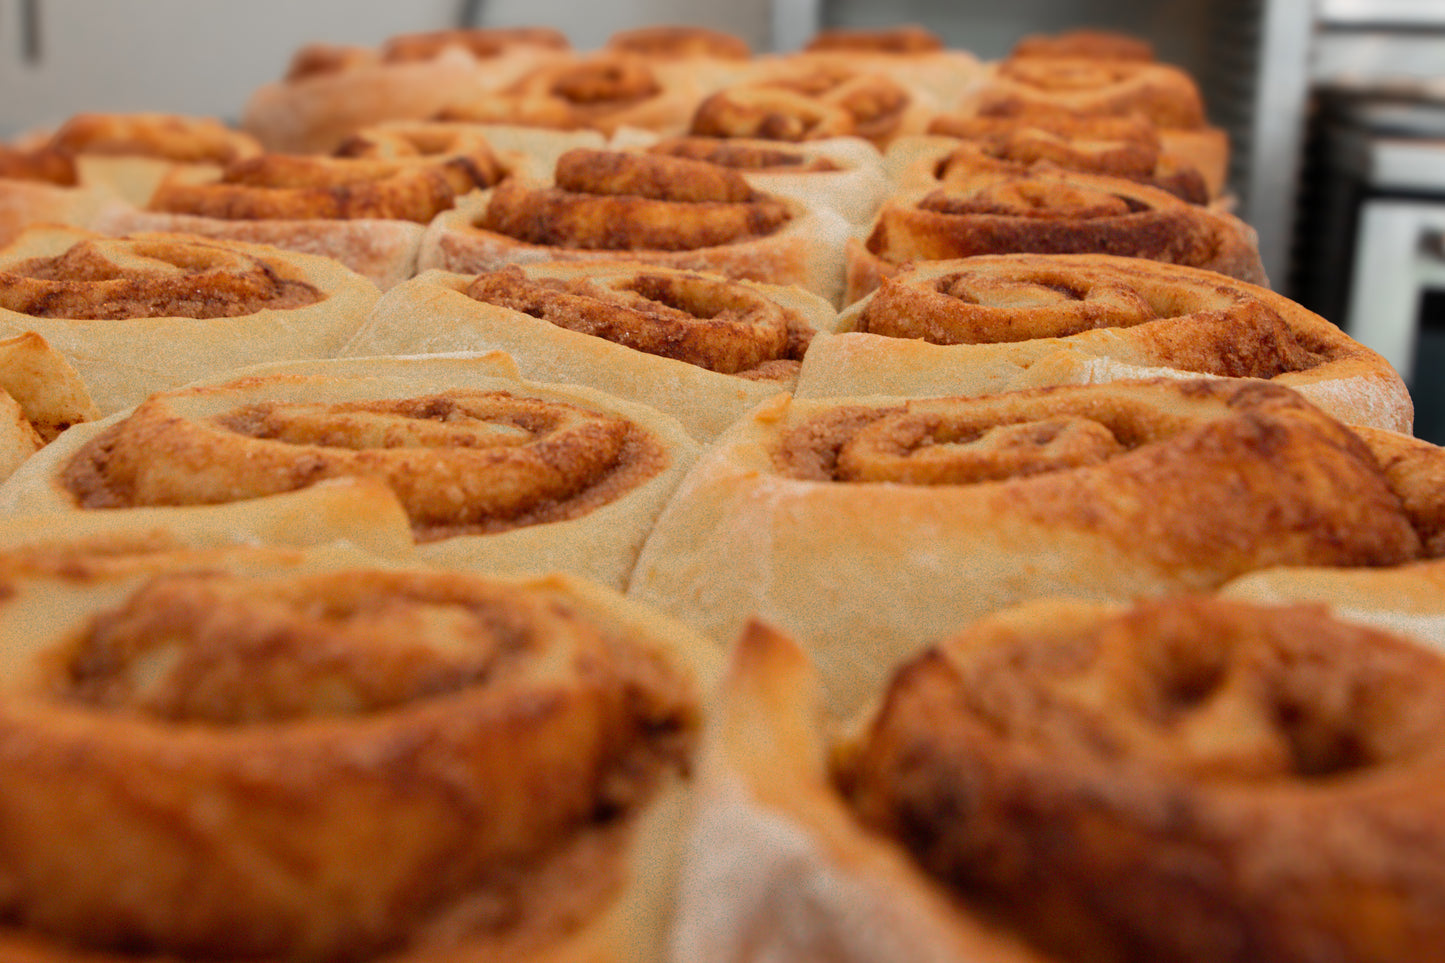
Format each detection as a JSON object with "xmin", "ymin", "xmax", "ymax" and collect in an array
[{"xmin": 2, "ymin": 0, "xmax": 1444, "ymax": 433}]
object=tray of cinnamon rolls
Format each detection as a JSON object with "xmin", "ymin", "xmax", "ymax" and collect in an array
[{"xmin": 0, "ymin": 20, "xmax": 1442, "ymax": 963}]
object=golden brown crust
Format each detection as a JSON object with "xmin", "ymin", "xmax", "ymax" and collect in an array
[
  {"xmin": 841, "ymin": 595, "xmax": 1445, "ymax": 963},
  {"xmin": 629, "ymin": 379, "xmax": 1432, "ymax": 716},
  {"xmin": 344, "ymin": 264, "xmax": 838, "ymax": 442},
  {"xmin": 3, "ymin": 355, "xmax": 701, "ymax": 588},
  {"xmin": 803, "ymin": 254, "xmax": 1410, "ymax": 433},
  {"xmin": 976, "ymin": 57, "xmax": 1209, "ymax": 130},
  {"xmin": 689, "ymin": 63, "xmax": 921, "ymax": 147},
  {"xmin": 63, "ymin": 388, "xmax": 667, "ymax": 542},
  {"xmin": 850, "ymin": 165, "xmax": 1264, "ymax": 302},
  {"xmin": 918, "ymin": 112, "xmax": 1209, "ymax": 203},
  {"xmin": 605, "ymin": 25, "xmax": 751, "ymax": 61},
  {"xmin": 672, "ymin": 619, "xmax": 1053, "ymax": 963},
  {"xmin": 465, "ymin": 264, "xmax": 799, "ymax": 374},
  {"xmin": 646, "ymin": 135, "xmax": 842, "ymax": 173},
  {"xmin": 0, "ymin": 144, "xmax": 79, "ymax": 186},
  {"xmin": 804, "ymin": 24, "xmax": 946, "ymax": 54},
  {"xmin": 436, "ymin": 53, "xmax": 696, "ymax": 136},
  {"xmin": 44, "ymin": 113, "xmax": 262, "ymax": 165},
  {"xmin": 419, "ymin": 160, "xmax": 849, "ymax": 303},
  {"xmin": 0, "ymin": 556, "xmax": 718, "ymax": 962},
  {"xmin": 479, "ymin": 149, "xmax": 789, "ymax": 252},
  {"xmin": 147, "ymin": 145, "xmax": 498, "ymax": 223},
  {"xmin": 0, "ymin": 233, "xmax": 322, "ymax": 319},
  {"xmin": 1010, "ymin": 28, "xmax": 1157, "ymax": 62},
  {"xmin": 0, "ymin": 227, "xmax": 380, "ymax": 413}
]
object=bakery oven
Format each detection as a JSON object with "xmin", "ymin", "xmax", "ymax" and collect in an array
[{"xmin": 1290, "ymin": 3, "xmax": 1445, "ymax": 440}]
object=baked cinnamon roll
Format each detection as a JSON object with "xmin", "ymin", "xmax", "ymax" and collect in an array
[
  {"xmin": 93, "ymin": 136, "xmax": 504, "ymax": 288},
  {"xmin": 436, "ymin": 52, "xmax": 700, "ymax": 136},
  {"xmin": 345, "ymin": 262, "xmax": 837, "ymax": 440},
  {"xmin": 38, "ymin": 112, "xmax": 263, "ymax": 206},
  {"xmin": 963, "ymin": 57, "xmax": 1229, "ymax": 196},
  {"xmin": 847, "ymin": 163, "xmax": 1264, "ymax": 303},
  {"xmin": 629, "ymin": 379, "xmax": 1433, "ymax": 715},
  {"xmin": 783, "ymin": 25, "xmax": 983, "ymax": 108},
  {"xmin": 419, "ymin": 148, "xmax": 850, "ymax": 304},
  {"xmin": 1, "ymin": 354, "xmax": 699, "ymax": 590},
  {"xmin": 1010, "ymin": 27, "xmax": 1157, "ymax": 62},
  {"xmin": 689, "ymin": 61, "xmax": 934, "ymax": 149},
  {"xmin": 241, "ymin": 27, "xmax": 573, "ymax": 154},
  {"xmin": 914, "ymin": 110, "xmax": 1211, "ymax": 202},
  {"xmin": 838, "ymin": 594, "xmax": 1445, "ymax": 963},
  {"xmin": 0, "ymin": 143, "xmax": 111, "ymax": 247},
  {"xmin": 0, "ymin": 227, "xmax": 377, "ymax": 413},
  {"xmin": 606, "ymin": 25, "xmax": 752, "ymax": 61},
  {"xmin": 0, "ymin": 546, "xmax": 720, "ymax": 962},
  {"xmin": 800, "ymin": 254, "xmax": 1410, "ymax": 433},
  {"xmin": 631, "ymin": 133, "xmax": 889, "ymax": 227}
]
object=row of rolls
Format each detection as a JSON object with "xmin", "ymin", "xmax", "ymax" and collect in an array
[{"xmin": 0, "ymin": 20, "xmax": 1443, "ymax": 963}]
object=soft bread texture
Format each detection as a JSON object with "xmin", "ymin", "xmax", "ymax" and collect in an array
[
  {"xmin": 840, "ymin": 594, "xmax": 1445, "ymax": 963},
  {"xmin": 0, "ymin": 545, "xmax": 722, "ymax": 962},
  {"xmin": 611, "ymin": 132, "xmax": 892, "ymax": 229},
  {"xmin": 0, "ymin": 227, "xmax": 379, "ymax": 414},
  {"xmin": 345, "ymin": 263, "xmax": 838, "ymax": 442},
  {"xmin": 847, "ymin": 165, "xmax": 1265, "ymax": 303},
  {"xmin": 418, "ymin": 150, "xmax": 852, "ymax": 305},
  {"xmin": 799, "ymin": 254, "xmax": 1412, "ymax": 433},
  {"xmin": 628, "ymin": 379, "xmax": 1435, "ymax": 716},
  {"xmin": 672, "ymin": 619, "xmax": 1052, "ymax": 963},
  {"xmin": 0, "ymin": 353, "xmax": 699, "ymax": 590},
  {"xmin": 0, "ymin": 331, "xmax": 99, "ymax": 481},
  {"xmin": 241, "ymin": 30, "xmax": 574, "ymax": 154}
]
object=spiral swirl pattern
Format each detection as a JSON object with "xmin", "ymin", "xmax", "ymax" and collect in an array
[
  {"xmin": 62, "ymin": 388, "xmax": 666, "ymax": 541},
  {"xmin": 0, "ymin": 565, "xmax": 702, "ymax": 960},
  {"xmin": 842, "ymin": 595, "xmax": 1445, "ymax": 963}
]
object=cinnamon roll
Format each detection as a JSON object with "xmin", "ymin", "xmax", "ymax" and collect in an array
[
  {"xmin": 0, "ymin": 143, "xmax": 112, "ymax": 247},
  {"xmin": 436, "ymin": 52, "xmax": 700, "ymax": 137},
  {"xmin": 608, "ymin": 25, "xmax": 752, "ymax": 61},
  {"xmin": 689, "ymin": 61, "xmax": 934, "ymax": 149},
  {"xmin": 0, "ymin": 549, "xmax": 720, "ymax": 962},
  {"xmin": 963, "ymin": 57, "xmax": 1230, "ymax": 196},
  {"xmin": 847, "ymin": 164, "xmax": 1265, "ymax": 303},
  {"xmin": 334, "ymin": 118, "xmax": 601, "ymax": 185},
  {"xmin": 783, "ymin": 25, "xmax": 983, "ymax": 109},
  {"xmin": 344, "ymin": 262, "xmax": 837, "ymax": 440},
  {"xmin": 1, "ymin": 354, "xmax": 699, "ymax": 590},
  {"xmin": 418, "ymin": 148, "xmax": 850, "ymax": 304},
  {"xmin": 838, "ymin": 594, "xmax": 1445, "ymax": 963},
  {"xmin": 94, "ymin": 137, "xmax": 504, "ymax": 289},
  {"xmin": 629, "ymin": 379, "xmax": 1432, "ymax": 715},
  {"xmin": 241, "ymin": 27, "xmax": 573, "ymax": 154},
  {"xmin": 40, "ymin": 112, "xmax": 263, "ymax": 206},
  {"xmin": 799, "ymin": 254, "xmax": 1410, "ymax": 433},
  {"xmin": 633, "ymin": 133, "xmax": 890, "ymax": 228},
  {"xmin": 0, "ymin": 227, "xmax": 378, "ymax": 413},
  {"xmin": 912, "ymin": 111, "xmax": 1211, "ymax": 202},
  {"xmin": 1010, "ymin": 27, "xmax": 1157, "ymax": 62}
]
